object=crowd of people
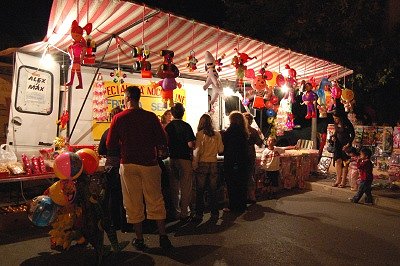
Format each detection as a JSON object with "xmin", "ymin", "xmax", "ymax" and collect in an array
[{"xmin": 99, "ymin": 86, "xmax": 374, "ymax": 253}]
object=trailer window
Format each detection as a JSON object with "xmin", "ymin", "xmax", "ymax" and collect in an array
[
  {"xmin": 224, "ymin": 96, "xmax": 245, "ymax": 115},
  {"xmin": 15, "ymin": 66, "xmax": 54, "ymax": 115}
]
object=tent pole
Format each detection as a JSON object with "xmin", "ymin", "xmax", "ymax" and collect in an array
[
  {"xmin": 95, "ymin": 11, "xmax": 160, "ymax": 48},
  {"xmin": 69, "ymin": 37, "xmax": 113, "ymax": 142},
  {"xmin": 311, "ymin": 101, "xmax": 317, "ymax": 149}
]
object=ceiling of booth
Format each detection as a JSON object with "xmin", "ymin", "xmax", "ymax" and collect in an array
[{"xmin": 19, "ymin": 0, "xmax": 353, "ymax": 83}]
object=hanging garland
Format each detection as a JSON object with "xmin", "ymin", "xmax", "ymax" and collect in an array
[{"xmin": 92, "ymin": 73, "xmax": 108, "ymax": 121}]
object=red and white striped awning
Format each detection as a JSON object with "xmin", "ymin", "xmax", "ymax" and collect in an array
[{"xmin": 19, "ymin": 0, "xmax": 353, "ymax": 83}]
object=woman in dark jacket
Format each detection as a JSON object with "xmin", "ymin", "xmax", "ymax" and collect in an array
[
  {"xmin": 222, "ymin": 111, "xmax": 250, "ymax": 213},
  {"xmin": 331, "ymin": 111, "xmax": 355, "ymax": 188}
]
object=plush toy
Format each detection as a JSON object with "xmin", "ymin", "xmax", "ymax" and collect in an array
[
  {"xmin": 65, "ymin": 20, "xmax": 91, "ymax": 89},
  {"xmin": 132, "ymin": 45, "xmax": 152, "ymax": 78},
  {"xmin": 203, "ymin": 51, "xmax": 224, "ymax": 108},
  {"xmin": 302, "ymin": 82, "xmax": 318, "ymax": 119},
  {"xmin": 57, "ymin": 110, "xmax": 69, "ymax": 130},
  {"xmin": 251, "ymin": 75, "xmax": 267, "ymax": 109},
  {"xmin": 231, "ymin": 48, "xmax": 257, "ymax": 88},
  {"xmin": 283, "ymin": 64, "xmax": 297, "ymax": 87},
  {"xmin": 215, "ymin": 53, "xmax": 226, "ymax": 72},
  {"xmin": 259, "ymin": 63, "xmax": 273, "ymax": 81},
  {"xmin": 186, "ymin": 50, "xmax": 198, "ymax": 72},
  {"xmin": 341, "ymin": 88, "xmax": 355, "ymax": 112},
  {"xmin": 49, "ymin": 206, "xmax": 85, "ymax": 250},
  {"xmin": 83, "ymin": 26, "xmax": 96, "ymax": 65},
  {"xmin": 330, "ymin": 80, "xmax": 342, "ymax": 112},
  {"xmin": 156, "ymin": 50, "xmax": 180, "ymax": 108}
]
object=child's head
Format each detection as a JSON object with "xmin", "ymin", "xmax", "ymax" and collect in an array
[
  {"xmin": 267, "ymin": 136, "xmax": 277, "ymax": 148},
  {"xmin": 360, "ymin": 147, "xmax": 372, "ymax": 159},
  {"xmin": 345, "ymin": 147, "xmax": 359, "ymax": 157}
]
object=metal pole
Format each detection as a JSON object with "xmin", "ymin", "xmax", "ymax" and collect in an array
[
  {"xmin": 311, "ymin": 101, "xmax": 317, "ymax": 149},
  {"xmin": 69, "ymin": 37, "xmax": 113, "ymax": 141}
]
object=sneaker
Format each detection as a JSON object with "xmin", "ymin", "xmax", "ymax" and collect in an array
[
  {"xmin": 364, "ymin": 201, "xmax": 373, "ymax": 205},
  {"xmin": 159, "ymin": 235, "xmax": 173, "ymax": 250},
  {"xmin": 348, "ymin": 198, "xmax": 357, "ymax": 203},
  {"xmin": 132, "ymin": 238, "xmax": 148, "ymax": 251}
]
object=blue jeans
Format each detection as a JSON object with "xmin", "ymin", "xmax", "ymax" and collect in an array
[
  {"xmin": 194, "ymin": 162, "xmax": 219, "ymax": 216},
  {"xmin": 352, "ymin": 180, "xmax": 373, "ymax": 203}
]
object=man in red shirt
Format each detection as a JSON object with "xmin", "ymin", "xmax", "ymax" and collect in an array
[{"xmin": 107, "ymin": 86, "xmax": 172, "ymax": 251}]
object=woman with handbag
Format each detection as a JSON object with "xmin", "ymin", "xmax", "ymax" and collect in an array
[
  {"xmin": 331, "ymin": 110, "xmax": 355, "ymax": 188},
  {"xmin": 192, "ymin": 114, "xmax": 224, "ymax": 222},
  {"xmin": 222, "ymin": 111, "xmax": 250, "ymax": 213}
]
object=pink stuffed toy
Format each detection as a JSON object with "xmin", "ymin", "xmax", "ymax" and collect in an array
[{"xmin": 65, "ymin": 20, "xmax": 92, "ymax": 89}]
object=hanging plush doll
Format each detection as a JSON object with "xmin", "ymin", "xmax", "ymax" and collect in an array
[
  {"xmin": 186, "ymin": 50, "xmax": 198, "ymax": 72},
  {"xmin": 302, "ymin": 82, "xmax": 318, "ymax": 119},
  {"xmin": 231, "ymin": 48, "xmax": 256, "ymax": 88},
  {"xmin": 156, "ymin": 50, "xmax": 180, "ymax": 108},
  {"xmin": 330, "ymin": 80, "xmax": 342, "ymax": 112},
  {"xmin": 315, "ymin": 77, "xmax": 331, "ymax": 117},
  {"xmin": 203, "ymin": 51, "xmax": 224, "ymax": 108},
  {"xmin": 66, "ymin": 20, "xmax": 92, "ymax": 89},
  {"xmin": 251, "ymin": 75, "xmax": 267, "ymax": 109}
]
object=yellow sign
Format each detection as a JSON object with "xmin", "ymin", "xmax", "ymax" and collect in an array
[{"xmin": 92, "ymin": 81, "xmax": 186, "ymax": 140}]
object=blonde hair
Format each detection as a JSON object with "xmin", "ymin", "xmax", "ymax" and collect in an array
[{"xmin": 197, "ymin": 113, "xmax": 215, "ymax": 137}]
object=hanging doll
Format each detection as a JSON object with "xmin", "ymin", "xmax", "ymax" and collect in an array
[
  {"xmin": 315, "ymin": 77, "xmax": 331, "ymax": 118},
  {"xmin": 231, "ymin": 48, "xmax": 256, "ymax": 88},
  {"xmin": 186, "ymin": 50, "xmax": 198, "ymax": 72},
  {"xmin": 302, "ymin": 82, "xmax": 318, "ymax": 119},
  {"xmin": 329, "ymin": 80, "xmax": 342, "ymax": 112},
  {"xmin": 156, "ymin": 50, "xmax": 180, "ymax": 108},
  {"xmin": 251, "ymin": 75, "xmax": 267, "ymax": 109},
  {"xmin": 203, "ymin": 51, "xmax": 224, "ymax": 107},
  {"xmin": 65, "ymin": 20, "xmax": 92, "ymax": 89}
]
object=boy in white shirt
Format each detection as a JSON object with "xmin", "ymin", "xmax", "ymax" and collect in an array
[{"xmin": 261, "ymin": 137, "xmax": 295, "ymax": 198}]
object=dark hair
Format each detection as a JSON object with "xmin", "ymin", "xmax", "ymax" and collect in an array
[
  {"xmin": 125, "ymin": 86, "xmax": 141, "ymax": 101},
  {"xmin": 197, "ymin": 113, "xmax": 215, "ymax": 137},
  {"xmin": 110, "ymin": 106, "xmax": 123, "ymax": 120},
  {"xmin": 243, "ymin": 112, "xmax": 253, "ymax": 126},
  {"xmin": 229, "ymin": 111, "xmax": 249, "ymax": 138},
  {"xmin": 345, "ymin": 146, "xmax": 359, "ymax": 156},
  {"xmin": 171, "ymin": 103, "xmax": 185, "ymax": 119},
  {"xmin": 161, "ymin": 110, "xmax": 172, "ymax": 125},
  {"xmin": 360, "ymin": 147, "xmax": 372, "ymax": 159}
]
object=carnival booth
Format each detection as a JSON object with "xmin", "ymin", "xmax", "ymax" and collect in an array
[{"xmin": 1, "ymin": 0, "xmax": 357, "ymax": 256}]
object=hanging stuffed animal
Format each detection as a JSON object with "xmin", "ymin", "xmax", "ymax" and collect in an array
[
  {"xmin": 186, "ymin": 50, "xmax": 198, "ymax": 72},
  {"xmin": 251, "ymin": 75, "xmax": 267, "ymax": 109},
  {"xmin": 203, "ymin": 51, "xmax": 224, "ymax": 109},
  {"xmin": 215, "ymin": 53, "xmax": 226, "ymax": 72},
  {"xmin": 231, "ymin": 48, "xmax": 257, "ymax": 88},
  {"xmin": 155, "ymin": 50, "xmax": 180, "ymax": 108},
  {"xmin": 302, "ymin": 82, "xmax": 318, "ymax": 119},
  {"xmin": 66, "ymin": 20, "xmax": 92, "ymax": 89},
  {"xmin": 132, "ymin": 45, "xmax": 152, "ymax": 78},
  {"xmin": 283, "ymin": 64, "xmax": 297, "ymax": 87},
  {"xmin": 330, "ymin": 80, "xmax": 342, "ymax": 112},
  {"xmin": 83, "ymin": 26, "xmax": 96, "ymax": 65},
  {"xmin": 341, "ymin": 88, "xmax": 355, "ymax": 112},
  {"xmin": 315, "ymin": 77, "xmax": 331, "ymax": 117},
  {"xmin": 57, "ymin": 110, "xmax": 69, "ymax": 130},
  {"xmin": 110, "ymin": 68, "xmax": 126, "ymax": 84}
]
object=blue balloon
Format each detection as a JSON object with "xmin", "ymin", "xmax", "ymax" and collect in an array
[
  {"xmin": 28, "ymin": 195, "xmax": 58, "ymax": 227},
  {"xmin": 266, "ymin": 109, "xmax": 276, "ymax": 117}
]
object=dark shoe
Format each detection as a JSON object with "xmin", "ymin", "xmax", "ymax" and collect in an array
[
  {"xmin": 364, "ymin": 201, "xmax": 373, "ymax": 205},
  {"xmin": 113, "ymin": 241, "xmax": 130, "ymax": 252},
  {"xmin": 159, "ymin": 235, "xmax": 173, "ymax": 250},
  {"xmin": 132, "ymin": 238, "xmax": 148, "ymax": 251},
  {"xmin": 247, "ymin": 199, "xmax": 257, "ymax": 204},
  {"xmin": 348, "ymin": 198, "xmax": 357, "ymax": 203},
  {"xmin": 210, "ymin": 212, "xmax": 219, "ymax": 221}
]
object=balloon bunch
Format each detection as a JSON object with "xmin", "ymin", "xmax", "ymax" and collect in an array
[{"xmin": 27, "ymin": 149, "xmax": 99, "ymax": 251}]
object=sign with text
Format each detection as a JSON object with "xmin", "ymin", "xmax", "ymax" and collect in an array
[{"xmin": 92, "ymin": 81, "xmax": 186, "ymax": 140}]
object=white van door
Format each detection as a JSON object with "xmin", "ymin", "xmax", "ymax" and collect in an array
[{"xmin": 7, "ymin": 52, "xmax": 60, "ymax": 156}]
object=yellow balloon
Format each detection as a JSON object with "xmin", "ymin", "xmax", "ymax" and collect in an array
[
  {"xmin": 49, "ymin": 180, "xmax": 76, "ymax": 206},
  {"xmin": 266, "ymin": 71, "xmax": 278, "ymax": 87},
  {"xmin": 341, "ymin": 89, "xmax": 354, "ymax": 102}
]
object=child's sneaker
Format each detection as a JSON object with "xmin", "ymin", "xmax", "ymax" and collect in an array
[
  {"xmin": 132, "ymin": 238, "xmax": 148, "ymax": 251},
  {"xmin": 159, "ymin": 235, "xmax": 173, "ymax": 250}
]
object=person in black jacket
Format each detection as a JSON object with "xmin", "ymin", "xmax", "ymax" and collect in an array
[
  {"xmin": 222, "ymin": 111, "xmax": 250, "ymax": 213},
  {"xmin": 98, "ymin": 106, "xmax": 132, "ymax": 233}
]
